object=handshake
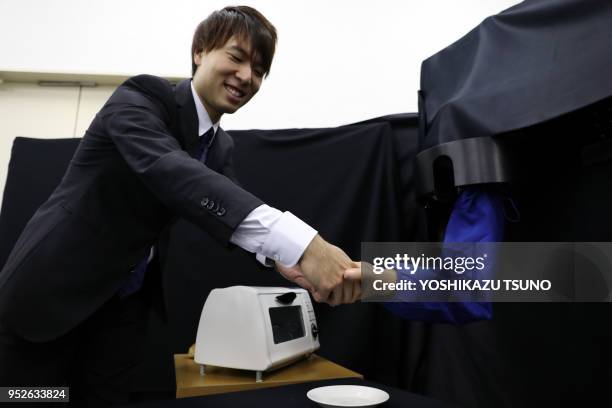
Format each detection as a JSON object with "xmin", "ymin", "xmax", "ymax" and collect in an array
[{"xmin": 275, "ymin": 234, "xmax": 362, "ymax": 306}]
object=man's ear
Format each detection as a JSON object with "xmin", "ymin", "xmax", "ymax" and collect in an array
[{"xmin": 194, "ymin": 51, "xmax": 204, "ymax": 66}]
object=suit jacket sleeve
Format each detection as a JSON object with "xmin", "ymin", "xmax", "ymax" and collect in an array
[{"xmin": 99, "ymin": 78, "xmax": 264, "ymax": 244}]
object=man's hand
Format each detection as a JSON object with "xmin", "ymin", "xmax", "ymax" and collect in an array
[
  {"xmin": 342, "ymin": 261, "xmax": 362, "ymax": 304},
  {"xmin": 346, "ymin": 261, "xmax": 397, "ymax": 302},
  {"xmin": 275, "ymin": 262, "xmax": 313, "ymax": 292},
  {"xmin": 324, "ymin": 259, "xmax": 362, "ymax": 305},
  {"xmin": 343, "ymin": 261, "xmax": 362, "ymax": 281},
  {"xmin": 276, "ymin": 235, "xmax": 362, "ymax": 306},
  {"xmin": 297, "ymin": 235, "xmax": 355, "ymax": 305},
  {"xmin": 277, "ymin": 259, "xmax": 361, "ymax": 305}
]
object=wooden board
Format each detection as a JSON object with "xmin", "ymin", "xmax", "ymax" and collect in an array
[{"xmin": 174, "ymin": 353, "xmax": 363, "ymax": 398}]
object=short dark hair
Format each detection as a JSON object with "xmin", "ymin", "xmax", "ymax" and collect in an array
[{"xmin": 191, "ymin": 6, "xmax": 277, "ymax": 76}]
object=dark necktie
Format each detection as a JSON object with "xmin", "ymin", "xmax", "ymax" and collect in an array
[
  {"xmin": 197, "ymin": 127, "xmax": 215, "ymax": 162},
  {"xmin": 119, "ymin": 127, "xmax": 216, "ymax": 298}
]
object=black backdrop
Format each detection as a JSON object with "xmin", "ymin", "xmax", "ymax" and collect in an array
[
  {"xmin": 2, "ymin": 110, "xmax": 612, "ymax": 407},
  {"xmin": 0, "ymin": 114, "xmax": 431, "ymax": 400}
]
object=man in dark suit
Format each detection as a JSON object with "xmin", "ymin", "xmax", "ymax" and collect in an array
[{"xmin": 0, "ymin": 6, "xmax": 360, "ymax": 406}]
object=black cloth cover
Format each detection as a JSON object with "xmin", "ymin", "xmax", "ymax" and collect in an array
[
  {"xmin": 414, "ymin": 1, "xmax": 612, "ymax": 406},
  {"xmin": 419, "ymin": 0, "xmax": 612, "ymax": 150}
]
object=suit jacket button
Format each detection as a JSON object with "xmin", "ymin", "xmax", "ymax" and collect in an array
[
  {"xmin": 217, "ymin": 208, "xmax": 226, "ymax": 216},
  {"xmin": 200, "ymin": 197, "xmax": 209, "ymax": 207},
  {"xmin": 206, "ymin": 200, "xmax": 215, "ymax": 210}
]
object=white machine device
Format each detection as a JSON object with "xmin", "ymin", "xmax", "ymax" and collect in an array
[{"xmin": 194, "ymin": 286, "xmax": 320, "ymax": 382}]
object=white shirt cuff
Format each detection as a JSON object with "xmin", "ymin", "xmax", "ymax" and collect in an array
[
  {"xmin": 261, "ymin": 211, "xmax": 317, "ymax": 267},
  {"xmin": 230, "ymin": 205, "xmax": 317, "ymax": 268}
]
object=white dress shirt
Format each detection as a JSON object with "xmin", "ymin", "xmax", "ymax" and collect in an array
[{"xmin": 190, "ymin": 82, "xmax": 317, "ymax": 267}]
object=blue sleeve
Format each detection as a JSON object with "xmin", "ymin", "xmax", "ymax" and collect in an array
[{"xmin": 383, "ymin": 187, "xmax": 504, "ymax": 324}]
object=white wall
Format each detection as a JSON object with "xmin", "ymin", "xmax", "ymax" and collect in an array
[
  {"xmin": 0, "ymin": 0, "xmax": 520, "ymax": 205},
  {"xmin": 0, "ymin": 0, "xmax": 520, "ymax": 129}
]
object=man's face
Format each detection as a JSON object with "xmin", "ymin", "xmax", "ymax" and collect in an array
[{"xmin": 192, "ymin": 35, "xmax": 265, "ymax": 123}]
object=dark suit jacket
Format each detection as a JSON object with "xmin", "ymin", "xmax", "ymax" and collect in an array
[{"xmin": 0, "ymin": 75, "xmax": 264, "ymax": 342}]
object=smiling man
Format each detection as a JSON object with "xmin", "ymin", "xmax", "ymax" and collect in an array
[
  {"xmin": 191, "ymin": 17, "xmax": 268, "ymax": 121},
  {"xmin": 193, "ymin": 40, "xmax": 263, "ymax": 122},
  {"xmin": 0, "ymin": 6, "xmax": 359, "ymax": 406}
]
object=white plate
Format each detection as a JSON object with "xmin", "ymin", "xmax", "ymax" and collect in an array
[{"xmin": 307, "ymin": 385, "xmax": 390, "ymax": 408}]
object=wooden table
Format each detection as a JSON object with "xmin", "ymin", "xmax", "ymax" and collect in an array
[{"xmin": 174, "ymin": 354, "xmax": 363, "ymax": 398}]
